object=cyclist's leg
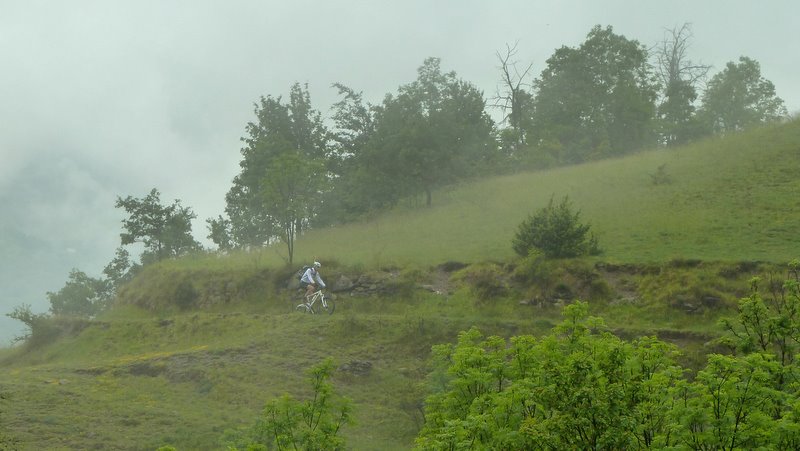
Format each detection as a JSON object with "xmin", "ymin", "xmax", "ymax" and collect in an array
[{"xmin": 304, "ymin": 283, "xmax": 317, "ymax": 303}]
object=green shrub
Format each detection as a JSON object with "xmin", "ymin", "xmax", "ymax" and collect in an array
[
  {"xmin": 173, "ymin": 280, "xmax": 199, "ymax": 310},
  {"xmin": 512, "ymin": 195, "xmax": 600, "ymax": 258},
  {"xmin": 512, "ymin": 250, "xmax": 549, "ymax": 285},
  {"xmin": 5, "ymin": 304, "xmax": 91, "ymax": 349},
  {"xmin": 455, "ymin": 263, "xmax": 508, "ymax": 302},
  {"xmin": 47, "ymin": 269, "xmax": 109, "ymax": 317},
  {"xmin": 225, "ymin": 358, "xmax": 352, "ymax": 450},
  {"xmin": 649, "ymin": 163, "xmax": 672, "ymax": 185}
]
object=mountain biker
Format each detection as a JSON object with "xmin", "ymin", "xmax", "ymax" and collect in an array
[{"xmin": 300, "ymin": 261, "xmax": 326, "ymax": 300}]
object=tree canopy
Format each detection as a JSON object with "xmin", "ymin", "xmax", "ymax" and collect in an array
[
  {"xmin": 357, "ymin": 57, "xmax": 496, "ymax": 207},
  {"xmin": 530, "ymin": 25, "xmax": 658, "ymax": 163},
  {"xmin": 115, "ymin": 188, "xmax": 200, "ymax": 264},
  {"xmin": 699, "ymin": 56, "xmax": 788, "ymax": 133},
  {"xmin": 416, "ymin": 266, "xmax": 800, "ymax": 450},
  {"xmin": 224, "ymin": 83, "xmax": 330, "ymax": 252}
]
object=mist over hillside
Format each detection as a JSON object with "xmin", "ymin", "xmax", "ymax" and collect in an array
[{"xmin": 0, "ymin": 161, "xmax": 120, "ymax": 344}]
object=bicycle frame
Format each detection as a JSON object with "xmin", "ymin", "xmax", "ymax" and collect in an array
[
  {"xmin": 307, "ymin": 290, "xmax": 326, "ymax": 309},
  {"xmin": 296, "ymin": 290, "xmax": 334, "ymax": 314}
]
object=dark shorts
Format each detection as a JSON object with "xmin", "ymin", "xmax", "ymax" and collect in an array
[{"xmin": 301, "ymin": 282, "xmax": 316, "ymax": 289}]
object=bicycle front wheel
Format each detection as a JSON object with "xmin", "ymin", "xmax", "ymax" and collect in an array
[{"xmin": 320, "ymin": 295, "xmax": 335, "ymax": 315}]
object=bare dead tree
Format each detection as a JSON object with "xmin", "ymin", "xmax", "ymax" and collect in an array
[
  {"xmin": 652, "ymin": 23, "xmax": 712, "ymax": 146},
  {"xmin": 653, "ymin": 23, "xmax": 711, "ymax": 96},
  {"xmin": 492, "ymin": 41, "xmax": 534, "ymax": 145}
]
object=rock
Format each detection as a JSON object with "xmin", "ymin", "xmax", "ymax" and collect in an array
[
  {"xmin": 286, "ymin": 276, "xmax": 301, "ymax": 290},
  {"xmin": 419, "ymin": 284, "xmax": 443, "ymax": 294},
  {"xmin": 128, "ymin": 362, "xmax": 165, "ymax": 377},
  {"xmin": 702, "ymin": 296, "xmax": 722, "ymax": 308},
  {"xmin": 437, "ymin": 261, "xmax": 468, "ymax": 272},
  {"xmin": 332, "ymin": 275, "xmax": 354, "ymax": 292},
  {"xmin": 339, "ymin": 360, "xmax": 372, "ymax": 375}
]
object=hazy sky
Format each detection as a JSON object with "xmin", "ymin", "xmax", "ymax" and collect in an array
[{"xmin": 1, "ymin": 0, "xmax": 798, "ymax": 343}]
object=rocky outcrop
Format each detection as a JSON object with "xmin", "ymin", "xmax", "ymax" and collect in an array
[{"xmin": 286, "ymin": 270, "xmax": 410, "ymax": 297}]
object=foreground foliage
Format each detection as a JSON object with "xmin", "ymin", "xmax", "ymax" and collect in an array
[
  {"xmin": 416, "ymin": 263, "xmax": 800, "ymax": 450},
  {"xmin": 225, "ymin": 358, "xmax": 353, "ymax": 450}
]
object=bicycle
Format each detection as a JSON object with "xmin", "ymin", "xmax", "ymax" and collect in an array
[{"xmin": 295, "ymin": 289, "xmax": 335, "ymax": 314}]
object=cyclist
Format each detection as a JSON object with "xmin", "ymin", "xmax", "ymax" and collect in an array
[{"xmin": 300, "ymin": 261, "xmax": 326, "ymax": 300}]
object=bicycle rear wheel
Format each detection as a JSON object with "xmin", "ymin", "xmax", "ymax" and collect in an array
[{"xmin": 295, "ymin": 303, "xmax": 313, "ymax": 314}]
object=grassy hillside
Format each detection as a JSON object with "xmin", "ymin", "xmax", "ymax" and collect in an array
[
  {"xmin": 172, "ymin": 119, "xmax": 800, "ymax": 271},
  {"xmin": 0, "ymin": 258, "xmax": 768, "ymax": 450},
  {"xmin": 2, "ymin": 121, "xmax": 800, "ymax": 450}
]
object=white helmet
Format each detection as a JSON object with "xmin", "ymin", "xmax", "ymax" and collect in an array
[{"xmin": 313, "ymin": 261, "xmax": 321, "ymax": 268}]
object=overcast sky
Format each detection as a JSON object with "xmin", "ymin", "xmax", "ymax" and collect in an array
[{"xmin": 1, "ymin": 0, "xmax": 798, "ymax": 343}]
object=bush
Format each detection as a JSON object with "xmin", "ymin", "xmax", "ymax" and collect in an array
[
  {"xmin": 224, "ymin": 358, "xmax": 352, "ymax": 450},
  {"xmin": 174, "ymin": 280, "xmax": 199, "ymax": 310},
  {"xmin": 512, "ymin": 195, "xmax": 600, "ymax": 258},
  {"xmin": 649, "ymin": 163, "xmax": 672, "ymax": 185},
  {"xmin": 455, "ymin": 263, "xmax": 508, "ymax": 302},
  {"xmin": 5, "ymin": 304, "xmax": 90, "ymax": 349},
  {"xmin": 47, "ymin": 269, "xmax": 109, "ymax": 317}
]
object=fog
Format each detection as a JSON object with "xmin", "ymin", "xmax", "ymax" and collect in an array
[{"xmin": 1, "ymin": 0, "xmax": 798, "ymax": 344}]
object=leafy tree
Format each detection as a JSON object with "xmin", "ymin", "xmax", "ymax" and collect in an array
[
  {"xmin": 206, "ymin": 215, "xmax": 233, "ymax": 251},
  {"xmin": 329, "ymin": 83, "xmax": 376, "ymax": 162},
  {"xmin": 712, "ymin": 262, "xmax": 800, "ymax": 446},
  {"xmin": 6, "ymin": 304, "xmax": 52, "ymax": 346},
  {"xmin": 225, "ymin": 83, "xmax": 329, "ymax": 247},
  {"xmin": 512, "ymin": 195, "xmax": 599, "ymax": 258},
  {"xmin": 362, "ymin": 57, "xmax": 495, "ymax": 207},
  {"xmin": 698, "ymin": 56, "xmax": 788, "ymax": 134},
  {"xmin": 40, "ymin": 250, "xmax": 134, "ymax": 319},
  {"xmin": 261, "ymin": 151, "xmax": 328, "ymax": 264},
  {"xmin": 643, "ymin": 266, "xmax": 800, "ymax": 449},
  {"xmin": 115, "ymin": 188, "xmax": 201, "ymax": 263},
  {"xmin": 46, "ymin": 269, "xmax": 108, "ymax": 316},
  {"xmin": 416, "ymin": 302, "xmax": 684, "ymax": 450},
  {"xmin": 719, "ymin": 269, "xmax": 800, "ymax": 373},
  {"xmin": 102, "ymin": 247, "xmax": 136, "ymax": 297},
  {"xmin": 227, "ymin": 358, "xmax": 352, "ymax": 450},
  {"xmin": 672, "ymin": 353, "xmax": 779, "ymax": 450},
  {"xmin": 417, "ymin": 268, "xmax": 800, "ymax": 449},
  {"xmin": 531, "ymin": 25, "xmax": 658, "ymax": 163},
  {"xmin": 225, "ymin": 92, "xmax": 293, "ymax": 247},
  {"xmin": 319, "ymin": 83, "xmax": 381, "ymax": 221},
  {"xmin": 652, "ymin": 23, "xmax": 710, "ymax": 146}
]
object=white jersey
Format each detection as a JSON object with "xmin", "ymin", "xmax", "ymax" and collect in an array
[{"xmin": 301, "ymin": 267, "xmax": 326, "ymax": 288}]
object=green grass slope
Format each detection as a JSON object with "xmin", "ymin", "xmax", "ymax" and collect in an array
[
  {"xmin": 309, "ymin": 119, "xmax": 800, "ymax": 265},
  {"xmin": 0, "ymin": 295, "xmax": 566, "ymax": 450},
  {"xmin": 2, "ymin": 121, "xmax": 800, "ymax": 450},
  {"xmin": 196, "ymin": 118, "xmax": 797, "ymax": 269}
]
